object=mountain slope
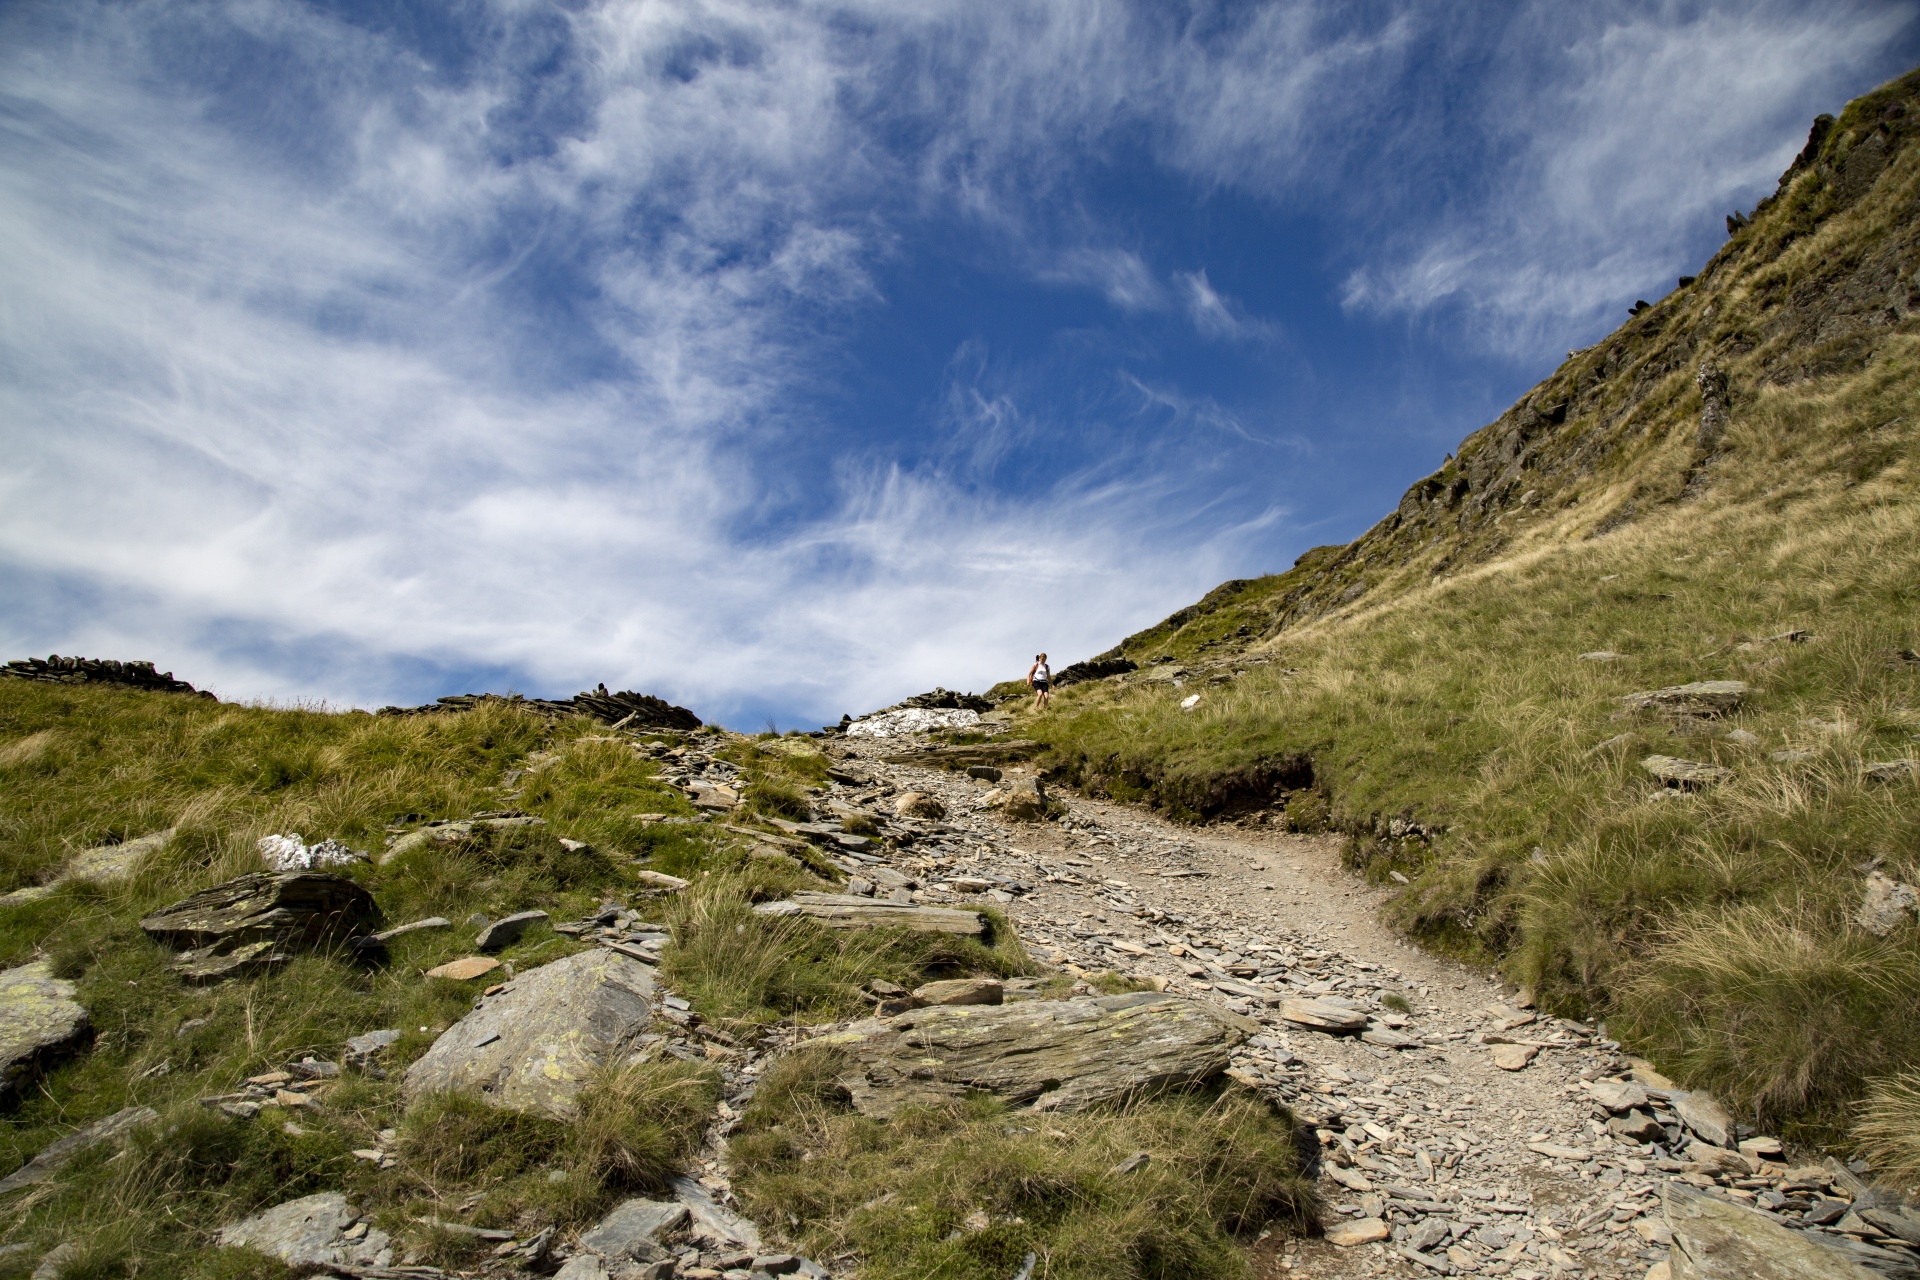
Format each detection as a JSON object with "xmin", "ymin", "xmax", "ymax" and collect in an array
[{"xmin": 1019, "ymin": 68, "xmax": 1920, "ymax": 1147}]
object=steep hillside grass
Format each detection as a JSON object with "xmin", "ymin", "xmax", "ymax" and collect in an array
[{"xmin": 1026, "ymin": 107, "xmax": 1920, "ymax": 1153}]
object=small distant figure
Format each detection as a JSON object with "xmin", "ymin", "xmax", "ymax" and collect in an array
[{"xmin": 1027, "ymin": 653, "xmax": 1052, "ymax": 711}]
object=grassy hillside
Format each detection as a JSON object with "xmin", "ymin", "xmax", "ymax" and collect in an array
[
  {"xmin": 0, "ymin": 684, "xmax": 1306, "ymax": 1279},
  {"xmin": 1021, "ymin": 69, "xmax": 1920, "ymax": 1151}
]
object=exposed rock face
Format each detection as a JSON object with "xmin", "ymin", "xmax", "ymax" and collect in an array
[
  {"xmin": 217, "ymin": 1192, "xmax": 393, "ymax": 1270},
  {"xmin": 753, "ymin": 893, "xmax": 987, "ymax": 937},
  {"xmin": 0, "ymin": 1105, "xmax": 158, "ymax": 1193},
  {"xmin": 139, "ymin": 872, "xmax": 378, "ymax": 982},
  {"xmin": 669, "ymin": 1175, "xmax": 764, "ymax": 1250},
  {"xmin": 579, "ymin": 1197, "xmax": 688, "ymax": 1262},
  {"xmin": 0, "ymin": 655, "xmax": 214, "ymax": 698},
  {"xmin": 376, "ymin": 688, "xmax": 701, "ymax": 730},
  {"xmin": 1665, "ymin": 1182, "xmax": 1877, "ymax": 1278},
  {"xmin": 0, "ymin": 962, "xmax": 91, "ymax": 1102},
  {"xmin": 381, "ymin": 814, "xmax": 546, "ymax": 863},
  {"xmin": 1673, "ymin": 1090, "xmax": 1737, "ymax": 1148},
  {"xmin": 403, "ymin": 948, "xmax": 655, "ymax": 1117},
  {"xmin": 816, "ymin": 992, "xmax": 1252, "ymax": 1117}
]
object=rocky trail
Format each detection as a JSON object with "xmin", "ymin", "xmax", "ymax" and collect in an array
[{"xmin": 801, "ymin": 741, "xmax": 1920, "ymax": 1280}]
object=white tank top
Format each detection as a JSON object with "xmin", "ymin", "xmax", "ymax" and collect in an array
[{"xmin": 1035, "ymin": 663, "xmax": 1050, "ymax": 681}]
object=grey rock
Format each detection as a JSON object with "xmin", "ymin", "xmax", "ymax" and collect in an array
[
  {"xmin": 671, "ymin": 1174, "xmax": 763, "ymax": 1250},
  {"xmin": 580, "ymin": 1198, "xmax": 688, "ymax": 1259},
  {"xmin": 0, "ymin": 1105, "xmax": 158, "ymax": 1193},
  {"xmin": 1857, "ymin": 872, "xmax": 1918, "ymax": 937},
  {"xmin": 753, "ymin": 894, "xmax": 987, "ymax": 937},
  {"xmin": 372, "ymin": 916, "xmax": 452, "ymax": 942},
  {"xmin": 1642, "ymin": 754, "xmax": 1734, "ymax": 788},
  {"xmin": 1408, "ymin": 1218, "xmax": 1451, "ymax": 1252},
  {"xmin": 30, "ymin": 1242, "xmax": 77, "ymax": 1280},
  {"xmin": 555, "ymin": 1256, "xmax": 611, "ymax": 1280},
  {"xmin": 138, "ymin": 872, "xmax": 378, "ymax": 982},
  {"xmin": 912, "ymin": 978, "xmax": 1002, "ymax": 1006},
  {"xmin": 1665, "ymin": 1182, "xmax": 1876, "ymax": 1278},
  {"xmin": 403, "ymin": 948, "xmax": 655, "ymax": 1117},
  {"xmin": 0, "ymin": 962, "xmax": 91, "ymax": 1102},
  {"xmin": 0, "ymin": 829, "xmax": 175, "ymax": 907},
  {"xmin": 1673, "ymin": 1090, "xmax": 1737, "ymax": 1147},
  {"xmin": 1608, "ymin": 1109, "xmax": 1666, "ymax": 1143},
  {"xmin": 1865, "ymin": 760, "xmax": 1919, "ymax": 784},
  {"xmin": 1623, "ymin": 681, "xmax": 1749, "ymax": 716},
  {"xmin": 1588, "ymin": 1079, "xmax": 1650, "ymax": 1112},
  {"xmin": 1278, "ymin": 998, "xmax": 1370, "ymax": 1032},
  {"xmin": 1723, "ymin": 729, "xmax": 1762, "ymax": 747},
  {"xmin": 475, "ymin": 910, "xmax": 549, "ymax": 951},
  {"xmin": 999, "ymin": 777, "xmax": 1048, "ymax": 822},
  {"xmin": 381, "ymin": 814, "xmax": 547, "ymax": 864},
  {"xmin": 217, "ymin": 1192, "xmax": 392, "ymax": 1270},
  {"xmin": 966, "ymin": 766, "xmax": 1003, "ymax": 782},
  {"xmin": 816, "ymin": 993, "xmax": 1251, "ymax": 1118}
]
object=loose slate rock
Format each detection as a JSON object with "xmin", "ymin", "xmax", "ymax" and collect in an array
[
  {"xmin": 1856, "ymin": 871, "xmax": 1919, "ymax": 937},
  {"xmin": 818, "ymin": 993, "xmax": 1251, "ymax": 1117},
  {"xmin": 754, "ymin": 893, "xmax": 987, "ymax": 937},
  {"xmin": 1588, "ymin": 1079, "xmax": 1650, "ymax": 1112},
  {"xmin": 139, "ymin": 871, "xmax": 378, "ymax": 981},
  {"xmin": 671, "ymin": 1174, "xmax": 763, "ymax": 1250},
  {"xmin": 580, "ymin": 1197, "xmax": 687, "ymax": 1261},
  {"xmin": 1327, "ymin": 1219, "xmax": 1391, "ymax": 1247},
  {"xmin": 1665, "ymin": 1182, "xmax": 1876, "ymax": 1279},
  {"xmin": 1493, "ymin": 1043, "xmax": 1540, "ymax": 1071},
  {"xmin": 404, "ymin": 948, "xmax": 654, "ymax": 1117},
  {"xmin": 0, "ymin": 962, "xmax": 91, "ymax": 1101},
  {"xmin": 217, "ymin": 1192, "xmax": 393, "ymax": 1270},
  {"xmin": 475, "ymin": 909, "xmax": 548, "ymax": 951},
  {"xmin": 914, "ymin": 978, "xmax": 1003, "ymax": 1006},
  {"xmin": 1623, "ymin": 681, "xmax": 1749, "ymax": 716},
  {"xmin": 1642, "ymin": 755, "xmax": 1734, "ymax": 788},
  {"xmin": 1278, "ymin": 998, "xmax": 1370, "ymax": 1033},
  {"xmin": 0, "ymin": 1105, "xmax": 157, "ymax": 1194},
  {"xmin": 1673, "ymin": 1089, "xmax": 1736, "ymax": 1148}
]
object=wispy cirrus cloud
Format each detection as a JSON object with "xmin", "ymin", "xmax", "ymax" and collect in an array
[{"xmin": 0, "ymin": 0, "xmax": 1910, "ymax": 725}]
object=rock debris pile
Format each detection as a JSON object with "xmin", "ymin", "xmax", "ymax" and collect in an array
[{"xmin": 1, "ymin": 655, "xmax": 215, "ymax": 698}]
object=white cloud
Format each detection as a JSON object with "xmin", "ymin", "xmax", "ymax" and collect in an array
[
  {"xmin": 0, "ymin": 0, "xmax": 1907, "ymax": 722},
  {"xmin": 1340, "ymin": 1, "xmax": 1917, "ymax": 350}
]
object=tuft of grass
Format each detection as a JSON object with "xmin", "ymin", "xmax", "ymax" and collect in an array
[
  {"xmin": 729, "ymin": 1048, "xmax": 1315, "ymax": 1280},
  {"xmin": 1856, "ymin": 1073, "xmax": 1920, "ymax": 1192}
]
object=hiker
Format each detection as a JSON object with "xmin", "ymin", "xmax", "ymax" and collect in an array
[{"xmin": 1028, "ymin": 653, "xmax": 1052, "ymax": 711}]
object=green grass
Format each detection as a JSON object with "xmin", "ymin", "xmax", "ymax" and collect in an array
[
  {"xmin": 1023, "ymin": 71, "xmax": 1920, "ymax": 1150},
  {"xmin": 728, "ymin": 1049, "xmax": 1314, "ymax": 1280}
]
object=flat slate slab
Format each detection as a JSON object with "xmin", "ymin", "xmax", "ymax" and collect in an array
[
  {"xmin": 817, "ymin": 992, "xmax": 1252, "ymax": 1117},
  {"xmin": 754, "ymin": 893, "xmax": 987, "ymax": 937},
  {"xmin": 403, "ymin": 948, "xmax": 655, "ymax": 1117},
  {"xmin": 217, "ymin": 1192, "xmax": 393, "ymax": 1270},
  {"xmin": 1277, "ymin": 997, "xmax": 1369, "ymax": 1032},
  {"xmin": 1665, "ymin": 1182, "xmax": 1877, "ymax": 1278},
  {"xmin": 0, "ymin": 961, "xmax": 91, "ymax": 1101},
  {"xmin": 139, "ymin": 871, "xmax": 378, "ymax": 981}
]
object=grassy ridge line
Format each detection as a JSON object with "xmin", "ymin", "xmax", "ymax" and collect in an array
[
  {"xmin": 1020, "ymin": 71, "xmax": 1920, "ymax": 1150},
  {"xmin": 0, "ymin": 686, "xmax": 1308, "ymax": 1279}
]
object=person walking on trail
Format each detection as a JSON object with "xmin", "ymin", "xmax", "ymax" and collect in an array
[{"xmin": 1028, "ymin": 653, "xmax": 1052, "ymax": 711}]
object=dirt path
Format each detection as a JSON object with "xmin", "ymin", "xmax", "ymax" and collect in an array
[{"xmin": 851, "ymin": 751, "xmax": 1677, "ymax": 1280}]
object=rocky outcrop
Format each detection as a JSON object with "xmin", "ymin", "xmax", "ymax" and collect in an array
[
  {"xmin": 217, "ymin": 1192, "xmax": 393, "ymax": 1270},
  {"xmin": 1664, "ymin": 1182, "xmax": 1877, "ymax": 1278},
  {"xmin": 1858, "ymin": 871, "xmax": 1919, "ymax": 936},
  {"xmin": 753, "ymin": 893, "xmax": 987, "ymax": 937},
  {"xmin": 816, "ymin": 992, "xmax": 1253, "ymax": 1117},
  {"xmin": 1623, "ymin": 681, "xmax": 1750, "ymax": 717},
  {"xmin": 0, "ymin": 656, "xmax": 214, "ymax": 698},
  {"xmin": 1642, "ymin": 755, "xmax": 1734, "ymax": 788},
  {"xmin": 402, "ymin": 948, "xmax": 656, "ymax": 1117},
  {"xmin": 381, "ymin": 812, "xmax": 546, "ymax": 863},
  {"xmin": 0, "ymin": 962, "xmax": 91, "ymax": 1103},
  {"xmin": 376, "ymin": 688, "xmax": 701, "ymax": 730},
  {"xmin": 139, "ymin": 872, "xmax": 379, "ymax": 981}
]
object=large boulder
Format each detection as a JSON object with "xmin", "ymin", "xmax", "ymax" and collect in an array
[
  {"xmin": 816, "ymin": 992, "xmax": 1253, "ymax": 1118},
  {"xmin": 1664, "ymin": 1182, "xmax": 1877, "ymax": 1278},
  {"xmin": 0, "ymin": 829, "xmax": 175, "ymax": 907},
  {"xmin": 403, "ymin": 948, "xmax": 655, "ymax": 1117},
  {"xmin": 0, "ymin": 962, "xmax": 91, "ymax": 1103},
  {"xmin": 139, "ymin": 872, "xmax": 378, "ymax": 981},
  {"xmin": 217, "ymin": 1192, "xmax": 393, "ymax": 1270}
]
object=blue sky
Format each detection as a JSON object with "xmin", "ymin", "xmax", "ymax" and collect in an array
[{"xmin": 2, "ymin": 0, "xmax": 1915, "ymax": 730}]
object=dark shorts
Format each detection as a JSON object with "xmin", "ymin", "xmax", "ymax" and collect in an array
[{"xmin": 1034, "ymin": 680, "xmax": 1050, "ymax": 692}]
